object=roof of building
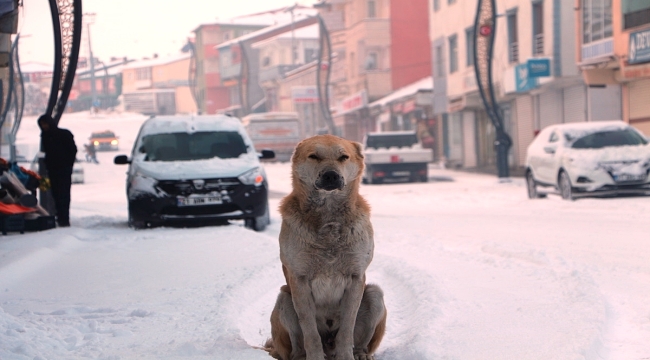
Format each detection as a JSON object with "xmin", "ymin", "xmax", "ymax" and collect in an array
[
  {"xmin": 369, "ymin": 76, "xmax": 433, "ymax": 109},
  {"xmin": 194, "ymin": 5, "xmax": 316, "ymax": 31},
  {"xmin": 217, "ymin": 10, "xmax": 319, "ymax": 49},
  {"xmin": 122, "ymin": 53, "xmax": 190, "ymax": 70}
]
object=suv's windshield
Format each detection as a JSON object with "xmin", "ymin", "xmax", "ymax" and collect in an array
[
  {"xmin": 365, "ymin": 133, "xmax": 418, "ymax": 149},
  {"xmin": 91, "ymin": 131, "xmax": 116, "ymax": 138},
  {"xmin": 140, "ymin": 131, "xmax": 248, "ymax": 161},
  {"xmin": 570, "ymin": 129, "xmax": 648, "ymax": 149}
]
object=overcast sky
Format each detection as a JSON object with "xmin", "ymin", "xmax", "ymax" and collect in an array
[{"xmin": 19, "ymin": 0, "xmax": 313, "ymax": 65}]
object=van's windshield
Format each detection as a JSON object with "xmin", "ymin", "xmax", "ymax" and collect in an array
[{"xmin": 139, "ymin": 131, "xmax": 248, "ymax": 161}]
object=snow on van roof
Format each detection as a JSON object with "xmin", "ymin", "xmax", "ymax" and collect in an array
[{"xmin": 139, "ymin": 115, "xmax": 244, "ymax": 136}]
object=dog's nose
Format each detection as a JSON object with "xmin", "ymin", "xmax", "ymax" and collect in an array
[{"xmin": 318, "ymin": 170, "xmax": 343, "ymax": 191}]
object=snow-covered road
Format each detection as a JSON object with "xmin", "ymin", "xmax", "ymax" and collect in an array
[{"xmin": 0, "ymin": 113, "xmax": 649, "ymax": 359}]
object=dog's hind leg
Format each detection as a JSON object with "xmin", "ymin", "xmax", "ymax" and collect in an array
[
  {"xmin": 353, "ymin": 284, "xmax": 387, "ymax": 360},
  {"xmin": 271, "ymin": 286, "xmax": 307, "ymax": 360}
]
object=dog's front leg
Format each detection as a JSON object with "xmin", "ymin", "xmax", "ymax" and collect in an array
[
  {"xmin": 334, "ymin": 275, "xmax": 366, "ymax": 360},
  {"xmin": 289, "ymin": 276, "xmax": 325, "ymax": 360}
]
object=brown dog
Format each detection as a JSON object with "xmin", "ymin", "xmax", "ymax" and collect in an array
[{"xmin": 265, "ymin": 135, "xmax": 387, "ymax": 360}]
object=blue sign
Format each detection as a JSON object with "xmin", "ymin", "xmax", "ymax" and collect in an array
[
  {"xmin": 527, "ymin": 58, "xmax": 551, "ymax": 77},
  {"xmin": 515, "ymin": 63, "xmax": 538, "ymax": 93},
  {"xmin": 629, "ymin": 28, "xmax": 650, "ymax": 65}
]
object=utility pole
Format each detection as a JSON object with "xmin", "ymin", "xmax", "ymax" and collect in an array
[
  {"xmin": 285, "ymin": 4, "xmax": 297, "ymax": 65},
  {"xmin": 84, "ymin": 12, "xmax": 97, "ymax": 112}
]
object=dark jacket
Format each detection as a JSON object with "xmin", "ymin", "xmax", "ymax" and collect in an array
[{"xmin": 39, "ymin": 115, "xmax": 78, "ymax": 171}]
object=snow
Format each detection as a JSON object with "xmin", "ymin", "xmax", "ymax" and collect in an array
[{"xmin": 0, "ymin": 112, "xmax": 649, "ymax": 359}]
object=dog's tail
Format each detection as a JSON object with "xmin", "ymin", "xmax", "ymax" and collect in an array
[{"xmin": 251, "ymin": 339, "xmax": 281, "ymax": 359}]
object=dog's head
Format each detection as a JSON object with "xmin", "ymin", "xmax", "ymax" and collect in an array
[{"xmin": 291, "ymin": 134, "xmax": 364, "ymax": 193}]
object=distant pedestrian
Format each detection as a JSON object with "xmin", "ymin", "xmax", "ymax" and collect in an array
[
  {"xmin": 85, "ymin": 142, "xmax": 99, "ymax": 164},
  {"xmin": 38, "ymin": 114, "xmax": 78, "ymax": 227}
]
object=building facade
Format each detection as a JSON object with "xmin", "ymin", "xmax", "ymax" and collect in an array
[
  {"xmin": 121, "ymin": 54, "xmax": 196, "ymax": 115},
  {"xmin": 577, "ymin": 0, "xmax": 650, "ymax": 135},
  {"xmin": 320, "ymin": 0, "xmax": 432, "ymax": 142},
  {"xmin": 429, "ymin": 0, "xmax": 621, "ymax": 171}
]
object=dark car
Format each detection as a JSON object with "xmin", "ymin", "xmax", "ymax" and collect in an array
[{"xmin": 114, "ymin": 115, "xmax": 275, "ymax": 230}]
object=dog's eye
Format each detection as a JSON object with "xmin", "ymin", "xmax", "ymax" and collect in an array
[
  {"xmin": 308, "ymin": 154, "xmax": 320, "ymax": 161},
  {"xmin": 338, "ymin": 155, "xmax": 349, "ymax": 162}
]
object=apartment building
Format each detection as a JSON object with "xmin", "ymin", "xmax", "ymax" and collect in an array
[
  {"xmin": 121, "ymin": 54, "xmax": 196, "ymax": 115},
  {"xmin": 577, "ymin": 0, "xmax": 650, "ymax": 135},
  {"xmin": 319, "ymin": 0, "xmax": 432, "ymax": 141}
]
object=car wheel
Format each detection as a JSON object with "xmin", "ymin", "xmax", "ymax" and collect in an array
[
  {"xmin": 128, "ymin": 211, "xmax": 146, "ymax": 229},
  {"xmin": 526, "ymin": 171, "xmax": 541, "ymax": 199},
  {"xmin": 558, "ymin": 170, "xmax": 574, "ymax": 201},
  {"xmin": 245, "ymin": 203, "xmax": 270, "ymax": 232}
]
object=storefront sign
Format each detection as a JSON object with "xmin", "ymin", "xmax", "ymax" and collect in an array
[
  {"xmin": 527, "ymin": 58, "xmax": 551, "ymax": 77},
  {"xmin": 339, "ymin": 90, "xmax": 367, "ymax": 113},
  {"xmin": 291, "ymin": 86, "xmax": 319, "ymax": 103},
  {"xmin": 515, "ymin": 63, "xmax": 539, "ymax": 93},
  {"xmin": 629, "ymin": 28, "xmax": 650, "ymax": 65}
]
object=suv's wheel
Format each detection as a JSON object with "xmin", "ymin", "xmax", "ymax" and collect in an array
[
  {"xmin": 526, "ymin": 170, "xmax": 541, "ymax": 199},
  {"xmin": 245, "ymin": 204, "xmax": 270, "ymax": 232},
  {"xmin": 558, "ymin": 170, "xmax": 574, "ymax": 201},
  {"xmin": 128, "ymin": 211, "xmax": 146, "ymax": 229}
]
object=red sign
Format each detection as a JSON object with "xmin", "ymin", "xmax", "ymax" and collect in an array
[{"xmin": 479, "ymin": 25, "xmax": 492, "ymax": 37}]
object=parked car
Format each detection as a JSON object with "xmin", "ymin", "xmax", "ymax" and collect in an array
[
  {"xmin": 114, "ymin": 115, "xmax": 275, "ymax": 230},
  {"xmin": 89, "ymin": 130, "xmax": 119, "ymax": 151},
  {"xmin": 362, "ymin": 131, "xmax": 433, "ymax": 184},
  {"xmin": 28, "ymin": 152, "xmax": 84, "ymax": 184},
  {"xmin": 525, "ymin": 120, "xmax": 650, "ymax": 200},
  {"xmin": 72, "ymin": 159, "xmax": 85, "ymax": 184}
]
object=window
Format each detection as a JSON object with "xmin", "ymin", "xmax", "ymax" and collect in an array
[
  {"xmin": 622, "ymin": 0, "xmax": 650, "ymax": 29},
  {"xmin": 435, "ymin": 45, "xmax": 445, "ymax": 77},
  {"xmin": 583, "ymin": 0, "xmax": 613, "ymax": 43},
  {"xmin": 368, "ymin": 0, "xmax": 377, "ymax": 18},
  {"xmin": 532, "ymin": 1, "xmax": 544, "ymax": 55},
  {"xmin": 135, "ymin": 68, "xmax": 151, "ymax": 80},
  {"xmin": 465, "ymin": 27, "xmax": 474, "ymax": 67},
  {"xmin": 448, "ymin": 35, "xmax": 458, "ymax": 73},
  {"xmin": 365, "ymin": 52, "xmax": 378, "ymax": 70},
  {"xmin": 507, "ymin": 10, "xmax": 519, "ymax": 63},
  {"xmin": 262, "ymin": 56, "xmax": 271, "ymax": 67},
  {"xmin": 305, "ymin": 48, "xmax": 318, "ymax": 63},
  {"xmin": 433, "ymin": 0, "xmax": 440, "ymax": 12},
  {"xmin": 448, "ymin": 0, "xmax": 456, "ymax": 4}
]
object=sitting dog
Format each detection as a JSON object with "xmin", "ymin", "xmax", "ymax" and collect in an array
[{"xmin": 265, "ymin": 135, "xmax": 387, "ymax": 360}]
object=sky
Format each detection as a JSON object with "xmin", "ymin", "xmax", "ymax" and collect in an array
[
  {"xmin": 0, "ymin": 112, "xmax": 649, "ymax": 359},
  {"xmin": 19, "ymin": 0, "xmax": 314, "ymax": 66}
]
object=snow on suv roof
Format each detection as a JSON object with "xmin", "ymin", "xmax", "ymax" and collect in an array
[{"xmin": 140, "ymin": 115, "xmax": 244, "ymax": 136}]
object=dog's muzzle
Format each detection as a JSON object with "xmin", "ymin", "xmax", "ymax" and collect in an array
[{"xmin": 316, "ymin": 170, "xmax": 344, "ymax": 191}]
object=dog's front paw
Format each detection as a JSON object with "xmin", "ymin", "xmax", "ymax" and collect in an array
[{"xmin": 354, "ymin": 354, "xmax": 375, "ymax": 360}]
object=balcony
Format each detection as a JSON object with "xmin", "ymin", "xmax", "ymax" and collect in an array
[
  {"xmin": 258, "ymin": 64, "xmax": 301, "ymax": 84},
  {"xmin": 220, "ymin": 63, "xmax": 241, "ymax": 81},
  {"xmin": 581, "ymin": 38, "xmax": 613, "ymax": 63},
  {"xmin": 533, "ymin": 33, "xmax": 544, "ymax": 56},
  {"xmin": 509, "ymin": 42, "xmax": 519, "ymax": 63}
]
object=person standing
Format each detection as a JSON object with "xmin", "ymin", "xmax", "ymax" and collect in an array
[{"xmin": 38, "ymin": 114, "xmax": 77, "ymax": 227}]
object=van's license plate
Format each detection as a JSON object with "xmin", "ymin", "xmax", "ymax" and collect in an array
[{"xmin": 177, "ymin": 195, "xmax": 222, "ymax": 207}]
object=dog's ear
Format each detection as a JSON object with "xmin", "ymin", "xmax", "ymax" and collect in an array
[{"xmin": 352, "ymin": 141, "xmax": 364, "ymax": 159}]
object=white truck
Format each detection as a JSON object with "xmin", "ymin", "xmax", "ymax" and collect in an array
[
  {"xmin": 242, "ymin": 112, "xmax": 303, "ymax": 162},
  {"xmin": 362, "ymin": 131, "xmax": 433, "ymax": 184}
]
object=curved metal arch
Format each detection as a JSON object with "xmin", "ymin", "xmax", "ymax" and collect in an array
[
  {"xmin": 473, "ymin": 0, "xmax": 512, "ymax": 178},
  {"xmin": 316, "ymin": 15, "xmax": 335, "ymax": 135},
  {"xmin": 46, "ymin": 0, "xmax": 82, "ymax": 125}
]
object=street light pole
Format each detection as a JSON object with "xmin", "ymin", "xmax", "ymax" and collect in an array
[{"xmin": 84, "ymin": 12, "xmax": 97, "ymax": 112}]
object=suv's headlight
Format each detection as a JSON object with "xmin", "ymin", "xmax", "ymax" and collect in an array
[
  {"xmin": 130, "ymin": 170, "xmax": 158, "ymax": 195},
  {"xmin": 238, "ymin": 167, "xmax": 265, "ymax": 186}
]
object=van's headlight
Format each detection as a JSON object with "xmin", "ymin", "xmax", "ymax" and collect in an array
[
  {"xmin": 111, "ymin": 139, "xmax": 119, "ymax": 145},
  {"xmin": 130, "ymin": 171, "xmax": 159, "ymax": 195},
  {"xmin": 238, "ymin": 167, "xmax": 264, "ymax": 186}
]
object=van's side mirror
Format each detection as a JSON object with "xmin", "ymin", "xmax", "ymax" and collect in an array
[
  {"xmin": 259, "ymin": 149, "xmax": 275, "ymax": 160},
  {"xmin": 114, "ymin": 155, "xmax": 130, "ymax": 165}
]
